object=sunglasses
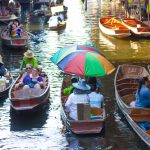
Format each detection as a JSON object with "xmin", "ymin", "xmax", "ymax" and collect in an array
[{"xmin": 26, "ymin": 67, "xmax": 32, "ymax": 69}]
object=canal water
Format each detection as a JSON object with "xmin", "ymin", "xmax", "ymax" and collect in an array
[{"xmin": 0, "ymin": 0, "xmax": 150, "ymax": 149}]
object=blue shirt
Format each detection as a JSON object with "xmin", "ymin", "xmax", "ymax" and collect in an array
[
  {"xmin": 88, "ymin": 92, "xmax": 104, "ymax": 108},
  {"xmin": 135, "ymin": 85, "xmax": 150, "ymax": 107}
]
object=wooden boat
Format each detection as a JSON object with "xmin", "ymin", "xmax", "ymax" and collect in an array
[
  {"xmin": 0, "ymin": 72, "xmax": 13, "ymax": 99},
  {"xmin": 9, "ymin": 72, "xmax": 50, "ymax": 113},
  {"xmin": 0, "ymin": 14, "xmax": 18, "ymax": 22},
  {"xmin": 99, "ymin": 17, "xmax": 131, "ymax": 39},
  {"xmin": 121, "ymin": 18, "xmax": 150, "ymax": 37},
  {"xmin": 49, "ymin": 21, "xmax": 66, "ymax": 31},
  {"xmin": 1, "ymin": 27, "xmax": 28, "ymax": 49},
  {"xmin": 114, "ymin": 64, "xmax": 150, "ymax": 146},
  {"xmin": 60, "ymin": 76, "xmax": 105, "ymax": 134}
]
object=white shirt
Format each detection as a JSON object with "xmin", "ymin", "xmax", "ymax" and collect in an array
[
  {"xmin": 65, "ymin": 93, "xmax": 89, "ymax": 120},
  {"xmin": 88, "ymin": 92, "xmax": 104, "ymax": 108}
]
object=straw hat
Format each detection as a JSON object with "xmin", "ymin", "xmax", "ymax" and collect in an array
[
  {"xmin": 24, "ymin": 50, "xmax": 34, "ymax": 58},
  {"xmin": 0, "ymin": 55, "xmax": 4, "ymax": 64},
  {"xmin": 73, "ymin": 79, "xmax": 91, "ymax": 91}
]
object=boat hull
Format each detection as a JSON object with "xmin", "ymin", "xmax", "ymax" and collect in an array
[
  {"xmin": 122, "ymin": 18, "xmax": 150, "ymax": 37},
  {"xmin": 9, "ymin": 72, "xmax": 50, "ymax": 113},
  {"xmin": 99, "ymin": 17, "xmax": 131, "ymax": 39},
  {"xmin": 61, "ymin": 76, "xmax": 105, "ymax": 134},
  {"xmin": 114, "ymin": 64, "xmax": 150, "ymax": 146}
]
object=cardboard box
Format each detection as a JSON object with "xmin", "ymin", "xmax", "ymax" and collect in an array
[{"xmin": 77, "ymin": 103, "xmax": 90, "ymax": 120}]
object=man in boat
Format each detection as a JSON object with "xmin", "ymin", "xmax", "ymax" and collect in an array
[
  {"xmin": 20, "ymin": 50, "xmax": 38, "ymax": 70},
  {"xmin": 65, "ymin": 79, "xmax": 91, "ymax": 120},
  {"xmin": 130, "ymin": 76, "xmax": 150, "ymax": 108}
]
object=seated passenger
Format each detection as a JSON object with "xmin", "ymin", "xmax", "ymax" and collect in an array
[
  {"xmin": 130, "ymin": 76, "xmax": 150, "ymax": 108},
  {"xmin": 65, "ymin": 79, "xmax": 91, "ymax": 120},
  {"xmin": 15, "ymin": 68, "xmax": 44, "ymax": 90},
  {"xmin": 63, "ymin": 77, "xmax": 78, "ymax": 96},
  {"xmin": 88, "ymin": 85, "xmax": 104, "ymax": 108},
  {"xmin": 23, "ymin": 68, "xmax": 44, "ymax": 89},
  {"xmin": 20, "ymin": 64, "xmax": 33, "ymax": 76}
]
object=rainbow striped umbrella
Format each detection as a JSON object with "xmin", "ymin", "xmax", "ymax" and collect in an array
[{"xmin": 50, "ymin": 45, "xmax": 115, "ymax": 76}]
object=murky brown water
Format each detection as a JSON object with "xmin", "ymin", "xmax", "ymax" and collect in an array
[{"xmin": 0, "ymin": 0, "xmax": 150, "ymax": 149}]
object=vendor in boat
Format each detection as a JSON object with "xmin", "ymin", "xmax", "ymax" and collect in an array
[
  {"xmin": 13, "ymin": 20, "xmax": 23, "ymax": 37},
  {"xmin": 20, "ymin": 50, "xmax": 38, "ymax": 70},
  {"xmin": 130, "ymin": 76, "xmax": 150, "ymax": 108},
  {"xmin": 65, "ymin": 79, "xmax": 91, "ymax": 120},
  {"xmin": 10, "ymin": 20, "xmax": 23, "ymax": 38},
  {"xmin": 63, "ymin": 77, "xmax": 78, "ymax": 95}
]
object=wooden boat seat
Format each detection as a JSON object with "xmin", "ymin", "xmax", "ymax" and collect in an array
[
  {"xmin": 129, "ymin": 107, "xmax": 150, "ymax": 122},
  {"xmin": 130, "ymin": 113, "xmax": 150, "ymax": 122},
  {"xmin": 122, "ymin": 94, "xmax": 135, "ymax": 105},
  {"xmin": 120, "ymin": 65, "xmax": 145, "ymax": 77},
  {"xmin": 118, "ymin": 88, "xmax": 137, "ymax": 97},
  {"xmin": 146, "ymin": 130, "xmax": 150, "ymax": 135},
  {"xmin": 116, "ymin": 78, "xmax": 137, "ymax": 85},
  {"xmin": 117, "ymin": 83, "xmax": 138, "ymax": 91}
]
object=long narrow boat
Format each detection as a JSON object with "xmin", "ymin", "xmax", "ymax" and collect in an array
[
  {"xmin": 49, "ymin": 21, "xmax": 66, "ymax": 31},
  {"xmin": 99, "ymin": 17, "xmax": 131, "ymax": 39},
  {"xmin": 9, "ymin": 72, "xmax": 50, "ymax": 113},
  {"xmin": 0, "ymin": 72, "xmax": 13, "ymax": 99},
  {"xmin": 114, "ymin": 64, "xmax": 150, "ymax": 146},
  {"xmin": 121, "ymin": 18, "xmax": 150, "ymax": 37},
  {"xmin": 1, "ymin": 27, "xmax": 28, "ymax": 49},
  {"xmin": 61, "ymin": 76, "xmax": 105, "ymax": 134}
]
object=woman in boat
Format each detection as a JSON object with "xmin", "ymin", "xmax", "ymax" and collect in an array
[
  {"xmin": 20, "ymin": 64, "xmax": 33, "ymax": 76},
  {"xmin": 65, "ymin": 79, "xmax": 91, "ymax": 120},
  {"xmin": 10, "ymin": 20, "xmax": 23, "ymax": 38},
  {"xmin": 88, "ymin": 84, "xmax": 104, "ymax": 108},
  {"xmin": 15, "ymin": 68, "xmax": 44, "ymax": 90},
  {"xmin": 13, "ymin": 20, "xmax": 23, "ymax": 37},
  {"xmin": 130, "ymin": 76, "xmax": 150, "ymax": 108},
  {"xmin": 21, "ymin": 50, "xmax": 38, "ymax": 70},
  {"xmin": 22, "ymin": 68, "xmax": 44, "ymax": 89}
]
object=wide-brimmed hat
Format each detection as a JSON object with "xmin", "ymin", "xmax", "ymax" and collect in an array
[
  {"xmin": 73, "ymin": 79, "xmax": 91, "ymax": 91},
  {"xmin": 0, "ymin": 55, "xmax": 4, "ymax": 64},
  {"xmin": 24, "ymin": 50, "xmax": 34, "ymax": 58}
]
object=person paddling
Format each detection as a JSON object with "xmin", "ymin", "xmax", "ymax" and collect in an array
[{"xmin": 20, "ymin": 50, "xmax": 38, "ymax": 70}]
